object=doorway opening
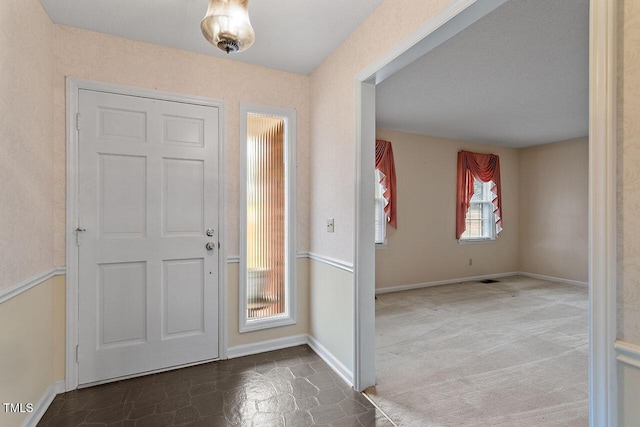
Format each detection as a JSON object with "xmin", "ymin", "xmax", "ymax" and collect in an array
[{"xmin": 354, "ymin": 0, "xmax": 617, "ymax": 426}]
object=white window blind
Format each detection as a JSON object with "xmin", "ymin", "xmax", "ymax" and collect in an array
[
  {"xmin": 246, "ymin": 114, "xmax": 286, "ymax": 320},
  {"xmin": 460, "ymin": 178, "xmax": 496, "ymax": 241},
  {"xmin": 375, "ymin": 169, "xmax": 387, "ymax": 244},
  {"xmin": 240, "ymin": 104, "xmax": 296, "ymax": 333}
]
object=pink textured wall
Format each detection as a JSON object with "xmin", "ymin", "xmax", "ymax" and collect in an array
[
  {"xmin": 618, "ymin": 0, "xmax": 640, "ymax": 344},
  {"xmin": 309, "ymin": 0, "xmax": 451, "ymax": 264},
  {"xmin": 53, "ymin": 26, "xmax": 310, "ymax": 265},
  {"xmin": 0, "ymin": 0, "xmax": 55, "ymax": 290}
]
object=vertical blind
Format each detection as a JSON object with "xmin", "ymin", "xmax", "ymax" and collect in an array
[{"xmin": 246, "ymin": 113, "xmax": 286, "ymax": 320}]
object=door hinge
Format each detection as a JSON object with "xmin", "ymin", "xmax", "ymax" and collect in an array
[
  {"xmin": 76, "ymin": 344, "xmax": 79, "ymax": 362},
  {"xmin": 76, "ymin": 113, "xmax": 80, "ymax": 131}
]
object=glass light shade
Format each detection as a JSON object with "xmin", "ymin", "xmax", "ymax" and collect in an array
[{"xmin": 201, "ymin": 0, "xmax": 255, "ymax": 53}]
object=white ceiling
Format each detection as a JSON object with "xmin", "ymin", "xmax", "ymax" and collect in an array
[
  {"xmin": 39, "ymin": 0, "xmax": 385, "ymax": 75},
  {"xmin": 40, "ymin": 0, "xmax": 588, "ymax": 148},
  {"xmin": 376, "ymin": 0, "xmax": 589, "ymax": 148}
]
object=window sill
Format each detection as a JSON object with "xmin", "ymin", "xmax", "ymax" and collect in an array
[
  {"xmin": 239, "ymin": 314, "xmax": 296, "ymax": 333},
  {"xmin": 458, "ymin": 238, "xmax": 496, "ymax": 245}
]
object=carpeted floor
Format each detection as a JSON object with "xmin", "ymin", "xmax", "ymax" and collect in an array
[{"xmin": 366, "ymin": 275, "xmax": 588, "ymax": 427}]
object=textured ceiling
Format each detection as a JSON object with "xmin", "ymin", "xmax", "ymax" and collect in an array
[
  {"xmin": 40, "ymin": 0, "xmax": 588, "ymax": 147},
  {"xmin": 376, "ymin": 0, "xmax": 589, "ymax": 148},
  {"xmin": 39, "ymin": 0, "xmax": 385, "ymax": 75}
]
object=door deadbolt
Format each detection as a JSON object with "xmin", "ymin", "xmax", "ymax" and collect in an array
[{"xmin": 206, "ymin": 228, "xmax": 215, "ymax": 237}]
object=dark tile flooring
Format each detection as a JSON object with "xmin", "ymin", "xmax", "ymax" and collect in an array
[{"xmin": 38, "ymin": 345, "xmax": 394, "ymax": 426}]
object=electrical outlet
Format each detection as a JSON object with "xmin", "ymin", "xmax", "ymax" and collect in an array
[
  {"xmin": 469, "ymin": 258, "xmax": 473, "ymax": 266},
  {"xmin": 327, "ymin": 218, "xmax": 335, "ymax": 233}
]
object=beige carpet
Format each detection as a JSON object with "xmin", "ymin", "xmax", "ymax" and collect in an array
[{"xmin": 366, "ymin": 275, "xmax": 588, "ymax": 427}]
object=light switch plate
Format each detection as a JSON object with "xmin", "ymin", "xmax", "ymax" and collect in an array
[{"xmin": 327, "ymin": 218, "xmax": 335, "ymax": 233}]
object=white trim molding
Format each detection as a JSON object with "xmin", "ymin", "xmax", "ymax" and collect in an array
[
  {"xmin": 589, "ymin": 0, "xmax": 618, "ymax": 425},
  {"xmin": 307, "ymin": 335, "xmax": 354, "ymax": 387},
  {"xmin": 227, "ymin": 334, "xmax": 308, "ymax": 359},
  {"xmin": 227, "ymin": 334, "xmax": 354, "ymax": 387},
  {"xmin": 375, "ymin": 272, "xmax": 519, "ymax": 294},
  {"xmin": 518, "ymin": 272, "xmax": 589, "ymax": 288},
  {"xmin": 308, "ymin": 252, "xmax": 354, "ymax": 273},
  {"xmin": 22, "ymin": 380, "xmax": 65, "ymax": 427},
  {"xmin": 0, "ymin": 267, "xmax": 66, "ymax": 304},
  {"xmin": 615, "ymin": 340, "xmax": 640, "ymax": 370}
]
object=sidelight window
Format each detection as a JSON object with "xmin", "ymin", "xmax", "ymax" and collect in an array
[{"xmin": 240, "ymin": 104, "xmax": 296, "ymax": 332}]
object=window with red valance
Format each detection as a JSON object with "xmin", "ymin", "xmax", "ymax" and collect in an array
[{"xmin": 456, "ymin": 150, "xmax": 503, "ymax": 240}]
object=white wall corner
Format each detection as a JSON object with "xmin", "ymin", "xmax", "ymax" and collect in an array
[{"xmin": 307, "ymin": 334, "xmax": 354, "ymax": 387}]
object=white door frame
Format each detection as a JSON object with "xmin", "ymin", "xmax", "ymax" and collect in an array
[
  {"xmin": 353, "ymin": 1, "xmax": 618, "ymax": 426},
  {"xmin": 65, "ymin": 78, "xmax": 228, "ymax": 391}
]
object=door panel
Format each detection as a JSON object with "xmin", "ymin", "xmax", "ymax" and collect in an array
[
  {"xmin": 163, "ymin": 158, "xmax": 204, "ymax": 235},
  {"xmin": 78, "ymin": 89, "xmax": 219, "ymax": 385},
  {"xmin": 163, "ymin": 258, "xmax": 205, "ymax": 338},
  {"xmin": 99, "ymin": 262, "xmax": 147, "ymax": 347},
  {"xmin": 163, "ymin": 115, "xmax": 204, "ymax": 147},
  {"xmin": 98, "ymin": 107, "xmax": 147, "ymax": 143},
  {"xmin": 98, "ymin": 154, "xmax": 147, "ymax": 237}
]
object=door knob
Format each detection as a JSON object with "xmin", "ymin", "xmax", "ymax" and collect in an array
[{"xmin": 206, "ymin": 242, "xmax": 215, "ymax": 251}]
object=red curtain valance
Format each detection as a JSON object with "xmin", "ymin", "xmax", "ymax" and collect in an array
[
  {"xmin": 375, "ymin": 140, "xmax": 397, "ymax": 229},
  {"xmin": 456, "ymin": 150, "xmax": 502, "ymax": 239}
]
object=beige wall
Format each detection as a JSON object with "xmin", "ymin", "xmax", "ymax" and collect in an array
[
  {"xmin": 619, "ymin": 362, "xmax": 640, "ymax": 427},
  {"xmin": 374, "ymin": 129, "xmax": 520, "ymax": 290},
  {"xmin": 227, "ymin": 258, "xmax": 309, "ymax": 347},
  {"xmin": 519, "ymin": 137, "xmax": 588, "ymax": 283},
  {"xmin": 0, "ymin": 0, "xmax": 55, "ymax": 291},
  {"xmin": 0, "ymin": 277, "xmax": 65, "ymax": 427},
  {"xmin": 309, "ymin": 261, "xmax": 354, "ymax": 373},
  {"xmin": 53, "ymin": 25, "xmax": 310, "ymax": 266}
]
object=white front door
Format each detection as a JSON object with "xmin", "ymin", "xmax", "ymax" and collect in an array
[{"xmin": 77, "ymin": 89, "xmax": 220, "ymax": 385}]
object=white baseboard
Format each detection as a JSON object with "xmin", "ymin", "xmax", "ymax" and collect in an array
[
  {"xmin": 22, "ymin": 380, "xmax": 65, "ymax": 427},
  {"xmin": 307, "ymin": 335, "xmax": 354, "ymax": 387},
  {"xmin": 375, "ymin": 272, "xmax": 519, "ymax": 294},
  {"xmin": 225, "ymin": 334, "xmax": 354, "ymax": 390},
  {"xmin": 615, "ymin": 340, "xmax": 640, "ymax": 369},
  {"xmin": 518, "ymin": 271, "xmax": 589, "ymax": 287},
  {"xmin": 226, "ymin": 334, "xmax": 308, "ymax": 359}
]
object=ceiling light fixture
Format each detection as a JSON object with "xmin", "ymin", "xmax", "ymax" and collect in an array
[{"xmin": 201, "ymin": 0, "xmax": 255, "ymax": 54}]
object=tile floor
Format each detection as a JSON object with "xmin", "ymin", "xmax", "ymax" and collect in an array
[{"xmin": 38, "ymin": 345, "xmax": 394, "ymax": 426}]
